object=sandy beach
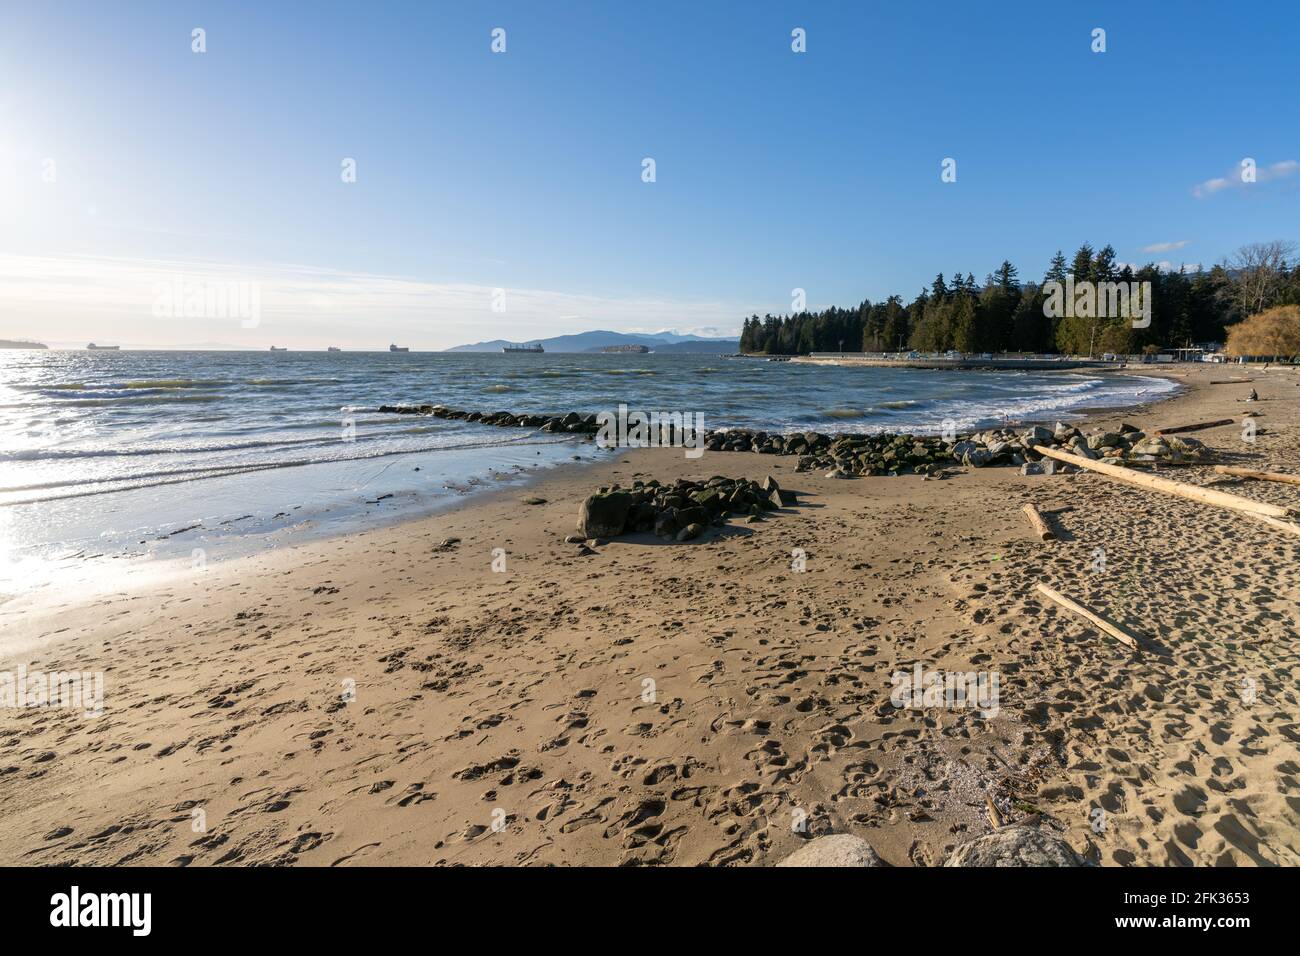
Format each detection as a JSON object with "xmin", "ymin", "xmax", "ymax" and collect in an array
[{"xmin": 2, "ymin": 363, "xmax": 1297, "ymax": 867}]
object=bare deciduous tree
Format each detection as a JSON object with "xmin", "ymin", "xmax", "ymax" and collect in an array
[{"xmin": 1226, "ymin": 240, "xmax": 1298, "ymax": 316}]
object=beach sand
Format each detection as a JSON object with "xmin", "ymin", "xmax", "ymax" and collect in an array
[{"xmin": 2, "ymin": 363, "xmax": 1297, "ymax": 866}]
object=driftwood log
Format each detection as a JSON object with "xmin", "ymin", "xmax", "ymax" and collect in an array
[
  {"xmin": 1034, "ymin": 582, "xmax": 1141, "ymax": 650},
  {"xmin": 1032, "ymin": 446, "xmax": 1294, "ymax": 520},
  {"xmin": 1212, "ymin": 465, "xmax": 1300, "ymax": 487},
  {"xmin": 1154, "ymin": 418, "xmax": 1234, "ymax": 436},
  {"xmin": 1021, "ymin": 503, "xmax": 1054, "ymax": 540}
]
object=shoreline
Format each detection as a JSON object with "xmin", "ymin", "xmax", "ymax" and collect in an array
[
  {"xmin": 2, "ymin": 365, "xmax": 1177, "ymax": 592},
  {"xmin": 2, "ymin": 363, "xmax": 1296, "ymax": 866}
]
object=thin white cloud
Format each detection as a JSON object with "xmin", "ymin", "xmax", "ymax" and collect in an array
[
  {"xmin": 1193, "ymin": 159, "xmax": 1299, "ymax": 198},
  {"xmin": 1140, "ymin": 240, "xmax": 1189, "ymax": 254},
  {"xmin": 0, "ymin": 254, "xmax": 747, "ymax": 349}
]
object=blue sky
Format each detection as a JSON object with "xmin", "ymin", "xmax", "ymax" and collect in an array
[{"xmin": 1, "ymin": 0, "xmax": 1296, "ymax": 348}]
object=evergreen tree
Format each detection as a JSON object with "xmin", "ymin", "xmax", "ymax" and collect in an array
[
  {"xmin": 1093, "ymin": 245, "xmax": 1117, "ymax": 283},
  {"xmin": 732, "ymin": 243, "xmax": 1282, "ymax": 356},
  {"xmin": 1070, "ymin": 243, "xmax": 1095, "ymax": 281},
  {"xmin": 1044, "ymin": 251, "xmax": 1068, "ymax": 285},
  {"xmin": 995, "ymin": 260, "xmax": 1019, "ymax": 292}
]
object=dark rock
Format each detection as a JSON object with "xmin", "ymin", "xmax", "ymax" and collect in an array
[
  {"xmin": 676, "ymin": 522, "xmax": 705, "ymax": 542},
  {"xmin": 676, "ymin": 505, "xmax": 708, "ymax": 527},
  {"xmin": 577, "ymin": 491, "xmax": 631, "ymax": 539}
]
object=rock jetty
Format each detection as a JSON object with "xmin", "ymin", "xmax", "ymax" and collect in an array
[{"xmin": 377, "ymin": 404, "xmax": 1215, "ymax": 476}]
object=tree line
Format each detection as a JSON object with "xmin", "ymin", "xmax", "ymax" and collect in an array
[{"xmin": 738, "ymin": 241, "xmax": 1300, "ymax": 357}]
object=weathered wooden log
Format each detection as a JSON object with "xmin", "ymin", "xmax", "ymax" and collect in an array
[
  {"xmin": 1034, "ymin": 582, "xmax": 1141, "ymax": 650},
  {"xmin": 1209, "ymin": 379, "xmax": 1254, "ymax": 385},
  {"xmin": 1154, "ymin": 418, "xmax": 1234, "ymax": 436},
  {"xmin": 1213, "ymin": 465, "xmax": 1300, "ymax": 487},
  {"xmin": 1247, "ymin": 514, "xmax": 1300, "ymax": 538},
  {"xmin": 1032, "ymin": 446, "xmax": 1294, "ymax": 519},
  {"xmin": 1021, "ymin": 503, "xmax": 1054, "ymax": 541}
]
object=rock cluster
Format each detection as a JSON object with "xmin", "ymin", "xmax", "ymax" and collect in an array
[
  {"xmin": 376, "ymin": 405, "xmax": 1214, "ymax": 474},
  {"xmin": 577, "ymin": 475, "xmax": 795, "ymax": 542},
  {"xmin": 378, "ymin": 404, "xmax": 601, "ymax": 434}
]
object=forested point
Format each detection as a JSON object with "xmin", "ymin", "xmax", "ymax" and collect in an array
[{"xmin": 738, "ymin": 241, "xmax": 1300, "ymax": 357}]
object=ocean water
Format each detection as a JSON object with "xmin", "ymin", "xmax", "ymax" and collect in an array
[{"xmin": 0, "ymin": 350, "xmax": 1177, "ymax": 579}]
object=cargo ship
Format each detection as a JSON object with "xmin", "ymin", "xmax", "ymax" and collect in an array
[
  {"xmin": 503, "ymin": 343, "xmax": 544, "ymax": 353},
  {"xmin": 389, "ymin": 344, "xmax": 410, "ymax": 352},
  {"xmin": 87, "ymin": 343, "xmax": 121, "ymax": 350},
  {"xmin": 600, "ymin": 344, "xmax": 651, "ymax": 353}
]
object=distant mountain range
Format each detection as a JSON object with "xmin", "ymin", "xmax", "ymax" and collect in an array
[
  {"xmin": 445, "ymin": 330, "xmax": 739, "ymax": 354},
  {"xmin": 0, "ymin": 339, "xmax": 48, "ymax": 349}
]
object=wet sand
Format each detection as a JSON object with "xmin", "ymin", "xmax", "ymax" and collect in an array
[{"xmin": 2, "ymin": 363, "xmax": 1297, "ymax": 866}]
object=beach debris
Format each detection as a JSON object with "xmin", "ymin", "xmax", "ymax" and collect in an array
[
  {"xmin": 1033, "ymin": 445, "xmax": 1294, "ymax": 523},
  {"xmin": 1154, "ymin": 418, "xmax": 1235, "ymax": 436},
  {"xmin": 522, "ymin": 496, "xmax": 547, "ymax": 505},
  {"xmin": 944, "ymin": 826, "xmax": 1084, "ymax": 867},
  {"xmin": 1020, "ymin": 504, "xmax": 1054, "ymax": 541},
  {"xmin": 775, "ymin": 834, "xmax": 883, "ymax": 868},
  {"xmin": 985, "ymin": 794, "xmax": 1004, "ymax": 829},
  {"xmin": 1034, "ymin": 582, "xmax": 1142, "ymax": 651},
  {"xmin": 1212, "ymin": 465, "xmax": 1300, "ymax": 487},
  {"xmin": 563, "ymin": 534, "xmax": 585, "ymax": 544},
  {"xmin": 434, "ymin": 537, "xmax": 461, "ymax": 552},
  {"xmin": 577, "ymin": 476, "xmax": 798, "ymax": 543}
]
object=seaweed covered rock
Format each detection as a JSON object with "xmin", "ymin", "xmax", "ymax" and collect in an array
[{"xmin": 574, "ymin": 476, "xmax": 801, "ymax": 544}]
